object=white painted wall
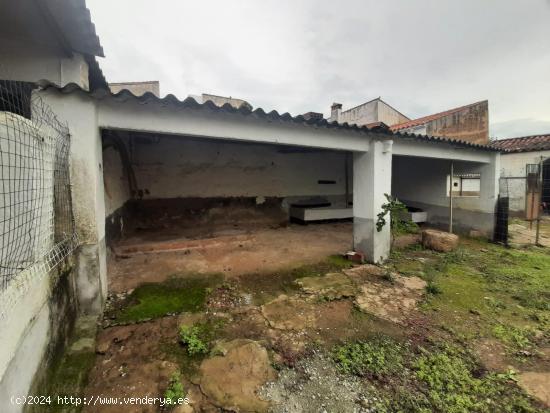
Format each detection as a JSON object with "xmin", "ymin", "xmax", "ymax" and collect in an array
[
  {"xmin": 338, "ymin": 100, "xmax": 377, "ymax": 125},
  {"xmin": 499, "ymin": 150, "xmax": 550, "ymax": 212},
  {"xmin": 392, "ymin": 154, "xmax": 500, "ymax": 233},
  {"xmin": 0, "ymin": 37, "xmax": 89, "ymax": 89},
  {"xmin": 377, "ymin": 101, "xmax": 410, "ymax": 127},
  {"xmin": 335, "ymin": 100, "xmax": 408, "ymax": 127},
  {"xmin": 393, "ymin": 156, "xmax": 497, "ymax": 211},
  {"xmin": 0, "ymin": 272, "xmax": 50, "ymax": 412},
  {"xmin": 124, "ymin": 136, "xmax": 348, "ymax": 201}
]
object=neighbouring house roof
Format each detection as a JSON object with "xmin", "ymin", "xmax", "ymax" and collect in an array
[
  {"xmin": 37, "ymin": 81, "xmax": 502, "ymax": 152},
  {"xmin": 390, "ymin": 101, "xmax": 487, "ymax": 131},
  {"xmin": 490, "ymin": 134, "xmax": 550, "ymax": 153}
]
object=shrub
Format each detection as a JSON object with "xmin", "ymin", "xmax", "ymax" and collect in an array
[
  {"xmin": 376, "ymin": 194, "xmax": 419, "ymax": 236},
  {"xmin": 179, "ymin": 325, "xmax": 209, "ymax": 356}
]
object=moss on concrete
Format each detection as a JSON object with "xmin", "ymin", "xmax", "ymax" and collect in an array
[
  {"xmin": 115, "ymin": 274, "xmax": 222, "ymax": 323},
  {"xmin": 28, "ymin": 317, "xmax": 97, "ymax": 413},
  {"xmin": 239, "ymin": 255, "xmax": 354, "ymax": 305}
]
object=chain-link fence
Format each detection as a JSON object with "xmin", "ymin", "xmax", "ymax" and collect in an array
[
  {"xmin": 497, "ymin": 159, "xmax": 550, "ymax": 247},
  {"xmin": 0, "ymin": 80, "xmax": 78, "ymax": 318}
]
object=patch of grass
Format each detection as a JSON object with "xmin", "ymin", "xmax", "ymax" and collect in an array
[
  {"xmin": 164, "ymin": 372, "xmax": 186, "ymax": 407},
  {"xmin": 492, "ymin": 324, "xmax": 531, "ymax": 349},
  {"xmin": 425, "ymin": 281, "xmax": 442, "ymax": 295},
  {"xmin": 332, "ymin": 335, "xmax": 405, "ymax": 377},
  {"xmin": 390, "ymin": 238, "xmax": 550, "ymax": 342},
  {"xmin": 414, "ymin": 347, "xmax": 538, "ymax": 413},
  {"xmin": 415, "ymin": 350, "xmax": 485, "ymax": 412},
  {"xmin": 115, "ymin": 275, "xmax": 221, "ymax": 323}
]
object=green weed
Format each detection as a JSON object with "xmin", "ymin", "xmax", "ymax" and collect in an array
[
  {"xmin": 492, "ymin": 324, "xmax": 531, "ymax": 349},
  {"xmin": 425, "ymin": 281, "xmax": 442, "ymax": 295},
  {"xmin": 179, "ymin": 325, "xmax": 209, "ymax": 356},
  {"xmin": 414, "ymin": 347, "xmax": 538, "ymax": 413},
  {"xmin": 164, "ymin": 372, "xmax": 186, "ymax": 406},
  {"xmin": 332, "ymin": 335, "xmax": 405, "ymax": 377}
]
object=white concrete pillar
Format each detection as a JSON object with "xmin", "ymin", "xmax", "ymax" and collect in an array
[
  {"xmin": 353, "ymin": 139, "xmax": 393, "ymax": 263},
  {"xmin": 478, "ymin": 152, "xmax": 501, "ymax": 213},
  {"xmin": 39, "ymin": 90, "xmax": 107, "ymax": 314}
]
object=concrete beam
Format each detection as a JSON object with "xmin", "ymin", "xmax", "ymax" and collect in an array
[
  {"xmin": 393, "ymin": 139, "xmax": 494, "ymax": 163},
  {"xmin": 97, "ymin": 99, "xmax": 373, "ymax": 152},
  {"xmin": 353, "ymin": 140, "xmax": 392, "ymax": 263}
]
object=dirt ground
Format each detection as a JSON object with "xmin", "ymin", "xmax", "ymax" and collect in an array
[
  {"xmin": 85, "ymin": 262, "xmax": 415, "ymax": 413},
  {"xmin": 108, "ymin": 222, "xmax": 353, "ymax": 293},
  {"xmin": 509, "ymin": 216, "xmax": 550, "ymax": 247},
  {"xmin": 42, "ymin": 225, "xmax": 549, "ymax": 413}
]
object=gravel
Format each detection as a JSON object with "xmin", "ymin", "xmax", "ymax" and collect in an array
[{"xmin": 260, "ymin": 351, "xmax": 379, "ymax": 413}]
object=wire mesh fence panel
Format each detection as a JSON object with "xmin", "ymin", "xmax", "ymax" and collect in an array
[
  {"xmin": 498, "ymin": 160, "xmax": 550, "ymax": 248},
  {"xmin": 0, "ymin": 80, "xmax": 78, "ymax": 318},
  {"xmin": 537, "ymin": 157, "xmax": 550, "ymax": 246}
]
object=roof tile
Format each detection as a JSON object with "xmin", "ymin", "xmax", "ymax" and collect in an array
[
  {"xmin": 36, "ymin": 81, "xmax": 500, "ymax": 152},
  {"xmin": 490, "ymin": 134, "xmax": 550, "ymax": 153}
]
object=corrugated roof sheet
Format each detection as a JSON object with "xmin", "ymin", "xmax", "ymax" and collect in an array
[
  {"xmin": 37, "ymin": 81, "xmax": 501, "ymax": 152},
  {"xmin": 490, "ymin": 134, "xmax": 550, "ymax": 153},
  {"xmin": 42, "ymin": 0, "xmax": 104, "ymax": 57},
  {"xmin": 390, "ymin": 100, "xmax": 487, "ymax": 131}
]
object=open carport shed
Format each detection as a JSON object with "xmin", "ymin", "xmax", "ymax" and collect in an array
[{"xmin": 38, "ymin": 82, "xmax": 501, "ymax": 313}]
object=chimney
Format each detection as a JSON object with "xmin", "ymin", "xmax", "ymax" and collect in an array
[{"xmin": 330, "ymin": 102, "xmax": 342, "ymax": 122}]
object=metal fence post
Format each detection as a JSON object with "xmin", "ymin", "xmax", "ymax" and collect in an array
[
  {"xmin": 449, "ymin": 161, "xmax": 454, "ymax": 233},
  {"xmin": 535, "ymin": 156, "xmax": 543, "ymax": 246}
]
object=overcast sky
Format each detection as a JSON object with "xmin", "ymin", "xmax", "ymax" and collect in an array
[{"xmin": 88, "ymin": 0, "xmax": 550, "ymax": 139}]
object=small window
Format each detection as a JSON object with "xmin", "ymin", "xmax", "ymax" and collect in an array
[{"xmin": 447, "ymin": 173, "xmax": 481, "ymax": 197}]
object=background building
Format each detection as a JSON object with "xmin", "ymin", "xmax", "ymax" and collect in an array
[
  {"xmin": 390, "ymin": 100, "xmax": 489, "ymax": 145},
  {"xmin": 109, "ymin": 81, "xmax": 160, "ymax": 97},
  {"xmin": 329, "ymin": 97, "xmax": 409, "ymax": 127},
  {"xmin": 491, "ymin": 134, "xmax": 550, "ymax": 216}
]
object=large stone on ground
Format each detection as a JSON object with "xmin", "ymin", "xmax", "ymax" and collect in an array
[
  {"xmin": 422, "ymin": 229, "xmax": 459, "ymax": 252},
  {"xmin": 517, "ymin": 372, "xmax": 550, "ymax": 407},
  {"xmin": 295, "ymin": 272, "xmax": 356, "ymax": 300},
  {"xmin": 354, "ymin": 273, "xmax": 426, "ymax": 324},
  {"xmin": 199, "ymin": 339, "xmax": 276, "ymax": 412},
  {"xmin": 261, "ymin": 295, "xmax": 316, "ymax": 330}
]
